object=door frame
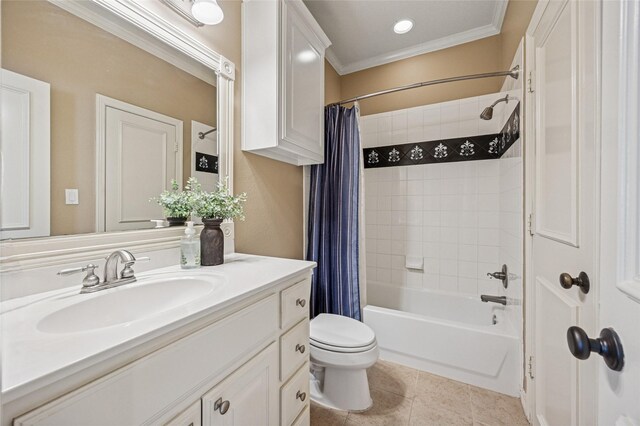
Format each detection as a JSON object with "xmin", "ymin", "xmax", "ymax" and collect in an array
[
  {"xmin": 0, "ymin": 69, "xmax": 51, "ymax": 240},
  {"xmin": 523, "ymin": 0, "xmax": 603, "ymax": 423},
  {"xmin": 95, "ymin": 94, "xmax": 183, "ymax": 232},
  {"xmin": 597, "ymin": 0, "xmax": 640, "ymax": 421}
]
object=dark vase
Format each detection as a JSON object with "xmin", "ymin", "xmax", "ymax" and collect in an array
[
  {"xmin": 200, "ymin": 218, "xmax": 224, "ymax": 266},
  {"xmin": 166, "ymin": 217, "xmax": 187, "ymax": 227}
]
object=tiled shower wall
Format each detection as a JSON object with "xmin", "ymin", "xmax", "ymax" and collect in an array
[{"xmin": 361, "ymin": 92, "xmax": 518, "ymax": 297}]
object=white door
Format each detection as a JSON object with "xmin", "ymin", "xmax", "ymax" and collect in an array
[
  {"xmin": 97, "ymin": 95, "xmax": 183, "ymax": 232},
  {"xmin": 202, "ymin": 344, "xmax": 278, "ymax": 426},
  {"xmin": 597, "ymin": 0, "xmax": 640, "ymax": 424},
  {"xmin": 191, "ymin": 120, "xmax": 218, "ymax": 191},
  {"xmin": 528, "ymin": 0, "xmax": 599, "ymax": 424},
  {"xmin": 0, "ymin": 69, "xmax": 50, "ymax": 239}
]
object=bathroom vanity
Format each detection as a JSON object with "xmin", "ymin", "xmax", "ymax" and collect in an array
[{"xmin": 1, "ymin": 254, "xmax": 315, "ymax": 426}]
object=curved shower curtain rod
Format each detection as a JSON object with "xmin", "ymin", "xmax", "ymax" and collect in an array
[{"xmin": 327, "ymin": 65, "xmax": 519, "ymax": 107}]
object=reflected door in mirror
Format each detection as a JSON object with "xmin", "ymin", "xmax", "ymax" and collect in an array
[
  {"xmin": 101, "ymin": 97, "xmax": 183, "ymax": 232},
  {"xmin": 0, "ymin": 69, "xmax": 51, "ymax": 239}
]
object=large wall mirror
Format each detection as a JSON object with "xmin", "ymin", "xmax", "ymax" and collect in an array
[{"xmin": 0, "ymin": 0, "xmax": 234, "ymax": 246}]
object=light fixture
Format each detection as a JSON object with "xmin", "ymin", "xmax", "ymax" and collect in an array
[
  {"xmin": 393, "ymin": 19, "xmax": 414, "ymax": 34},
  {"xmin": 191, "ymin": 0, "xmax": 224, "ymax": 25}
]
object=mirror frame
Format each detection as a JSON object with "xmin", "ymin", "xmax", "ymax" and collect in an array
[{"xmin": 0, "ymin": 0, "xmax": 235, "ymax": 272}]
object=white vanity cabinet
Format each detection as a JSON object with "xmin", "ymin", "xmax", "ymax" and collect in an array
[
  {"xmin": 10, "ymin": 268, "xmax": 313, "ymax": 426},
  {"xmin": 242, "ymin": 0, "xmax": 331, "ymax": 165},
  {"xmin": 202, "ymin": 344, "xmax": 279, "ymax": 426}
]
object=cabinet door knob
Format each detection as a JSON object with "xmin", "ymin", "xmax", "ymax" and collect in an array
[
  {"xmin": 214, "ymin": 397, "xmax": 231, "ymax": 415},
  {"xmin": 559, "ymin": 271, "xmax": 590, "ymax": 294},
  {"xmin": 296, "ymin": 390, "xmax": 306, "ymax": 401},
  {"xmin": 295, "ymin": 344, "xmax": 306, "ymax": 354},
  {"xmin": 567, "ymin": 326, "xmax": 624, "ymax": 371},
  {"xmin": 296, "ymin": 298, "xmax": 306, "ymax": 307}
]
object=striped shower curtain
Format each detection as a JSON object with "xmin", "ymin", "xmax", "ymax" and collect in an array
[{"xmin": 307, "ymin": 105, "xmax": 361, "ymax": 320}]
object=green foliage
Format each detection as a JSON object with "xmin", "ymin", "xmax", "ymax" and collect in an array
[
  {"xmin": 150, "ymin": 179, "xmax": 193, "ymax": 218},
  {"xmin": 150, "ymin": 177, "xmax": 247, "ymax": 221},
  {"xmin": 192, "ymin": 177, "xmax": 247, "ymax": 220}
]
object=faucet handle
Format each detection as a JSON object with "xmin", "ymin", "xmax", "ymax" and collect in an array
[
  {"xmin": 58, "ymin": 264, "xmax": 101, "ymax": 288},
  {"xmin": 121, "ymin": 256, "xmax": 150, "ymax": 279}
]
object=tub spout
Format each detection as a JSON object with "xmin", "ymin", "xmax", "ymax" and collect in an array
[{"xmin": 480, "ymin": 295, "xmax": 507, "ymax": 305}]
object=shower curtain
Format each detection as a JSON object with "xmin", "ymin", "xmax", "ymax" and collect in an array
[{"xmin": 307, "ymin": 104, "xmax": 362, "ymax": 320}]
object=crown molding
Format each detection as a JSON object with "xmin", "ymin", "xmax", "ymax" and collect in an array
[
  {"xmin": 329, "ymin": 0, "xmax": 508, "ymax": 76},
  {"xmin": 492, "ymin": 0, "xmax": 509, "ymax": 33},
  {"xmin": 336, "ymin": 24, "xmax": 501, "ymax": 75}
]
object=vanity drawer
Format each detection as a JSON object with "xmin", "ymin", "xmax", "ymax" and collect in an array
[
  {"xmin": 280, "ymin": 278, "xmax": 310, "ymax": 330},
  {"xmin": 280, "ymin": 365, "xmax": 310, "ymax": 426},
  {"xmin": 165, "ymin": 400, "xmax": 201, "ymax": 426},
  {"xmin": 280, "ymin": 319, "xmax": 310, "ymax": 380}
]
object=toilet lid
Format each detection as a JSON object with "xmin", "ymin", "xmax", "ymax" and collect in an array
[{"xmin": 310, "ymin": 314, "xmax": 376, "ymax": 349}]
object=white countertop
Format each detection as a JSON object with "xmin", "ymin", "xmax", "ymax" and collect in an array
[{"xmin": 1, "ymin": 253, "xmax": 315, "ymax": 403}]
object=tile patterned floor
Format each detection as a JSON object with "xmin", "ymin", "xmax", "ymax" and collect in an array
[{"xmin": 310, "ymin": 360, "xmax": 529, "ymax": 426}]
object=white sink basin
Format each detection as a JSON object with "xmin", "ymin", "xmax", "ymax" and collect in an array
[{"xmin": 37, "ymin": 273, "xmax": 223, "ymax": 334}]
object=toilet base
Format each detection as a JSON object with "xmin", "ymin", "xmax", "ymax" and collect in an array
[{"xmin": 309, "ymin": 366, "xmax": 373, "ymax": 412}]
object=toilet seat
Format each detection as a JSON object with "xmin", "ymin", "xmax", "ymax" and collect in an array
[
  {"xmin": 310, "ymin": 314, "xmax": 376, "ymax": 351},
  {"xmin": 310, "ymin": 338, "xmax": 377, "ymax": 353}
]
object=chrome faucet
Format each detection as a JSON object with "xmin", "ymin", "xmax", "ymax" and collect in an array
[
  {"xmin": 57, "ymin": 249, "xmax": 149, "ymax": 294},
  {"xmin": 480, "ymin": 295, "xmax": 507, "ymax": 305},
  {"xmin": 104, "ymin": 249, "xmax": 137, "ymax": 284}
]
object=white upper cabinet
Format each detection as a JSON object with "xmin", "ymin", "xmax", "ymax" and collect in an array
[{"xmin": 242, "ymin": 0, "xmax": 331, "ymax": 165}]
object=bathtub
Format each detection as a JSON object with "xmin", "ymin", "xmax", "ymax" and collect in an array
[{"xmin": 363, "ymin": 282, "xmax": 520, "ymax": 396}]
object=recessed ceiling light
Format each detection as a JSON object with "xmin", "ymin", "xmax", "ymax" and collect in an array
[{"xmin": 393, "ymin": 19, "xmax": 414, "ymax": 34}]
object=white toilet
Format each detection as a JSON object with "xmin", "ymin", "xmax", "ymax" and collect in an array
[{"xmin": 309, "ymin": 313, "xmax": 379, "ymax": 412}]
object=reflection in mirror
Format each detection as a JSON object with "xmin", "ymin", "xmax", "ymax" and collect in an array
[{"xmin": 0, "ymin": 0, "xmax": 218, "ymax": 240}]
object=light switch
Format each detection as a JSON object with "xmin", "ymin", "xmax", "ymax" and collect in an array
[{"xmin": 65, "ymin": 189, "xmax": 79, "ymax": 205}]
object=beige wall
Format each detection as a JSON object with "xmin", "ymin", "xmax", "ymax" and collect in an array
[
  {"xmin": 225, "ymin": 0, "xmax": 536, "ymax": 258},
  {"xmin": 325, "ymin": 59, "xmax": 342, "ymax": 104},
  {"xmin": 191, "ymin": 0, "xmax": 304, "ymax": 260},
  {"xmin": 337, "ymin": 0, "xmax": 537, "ymax": 116},
  {"xmin": 2, "ymin": 1, "xmax": 216, "ymax": 236},
  {"xmin": 500, "ymin": 0, "xmax": 538, "ymax": 70}
]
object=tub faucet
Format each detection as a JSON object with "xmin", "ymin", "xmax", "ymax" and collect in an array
[{"xmin": 480, "ymin": 295, "xmax": 507, "ymax": 305}]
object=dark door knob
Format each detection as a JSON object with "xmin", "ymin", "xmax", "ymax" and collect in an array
[
  {"xmin": 559, "ymin": 271, "xmax": 590, "ymax": 294},
  {"xmin": 567, "ymin": 326, "xmax": 624, "ymax": 371}
]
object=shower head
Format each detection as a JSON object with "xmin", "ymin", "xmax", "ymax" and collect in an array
[
  {"xmin": 480, "ymin": 107, "xmax": 493, "ymax": 120},
  {"xmin": 480, "ymin": 94, "xmax": 510, "ymax": 120}
]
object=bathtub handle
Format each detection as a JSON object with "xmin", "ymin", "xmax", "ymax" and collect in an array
[
  {"xmin": 487, "ymin": 264, "xmax": 509, "ymax": 288},
  {"xmin": 567, "ymin": 326, "xmax": 624, "ymax": 371}
]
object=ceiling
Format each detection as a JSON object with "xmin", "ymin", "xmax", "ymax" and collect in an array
[{"xmin": 303, "ymin": 0, "xmax": 508, "ymax": 75}]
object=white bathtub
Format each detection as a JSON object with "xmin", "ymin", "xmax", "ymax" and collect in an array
[{"xmin": 363, "ymin": 282, "xmax": 520, "ymax": 396}]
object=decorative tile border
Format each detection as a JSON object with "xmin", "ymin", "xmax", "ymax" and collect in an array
[
  {"xmin": 363, "ymin": 104, "xmax": 520, "ymax": 168},
  {"xmin": 195, "ymin": 152, "xmax": 219, "ymax": 174}
]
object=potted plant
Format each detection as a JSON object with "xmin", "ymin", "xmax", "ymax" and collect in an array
[
  {"xmin": 191, "ymin": 177, "xmax": 247, "ymax": 266},
  {"xmin": 151, "ymin": 179, "xmax": 193, "ymax": 226}
]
